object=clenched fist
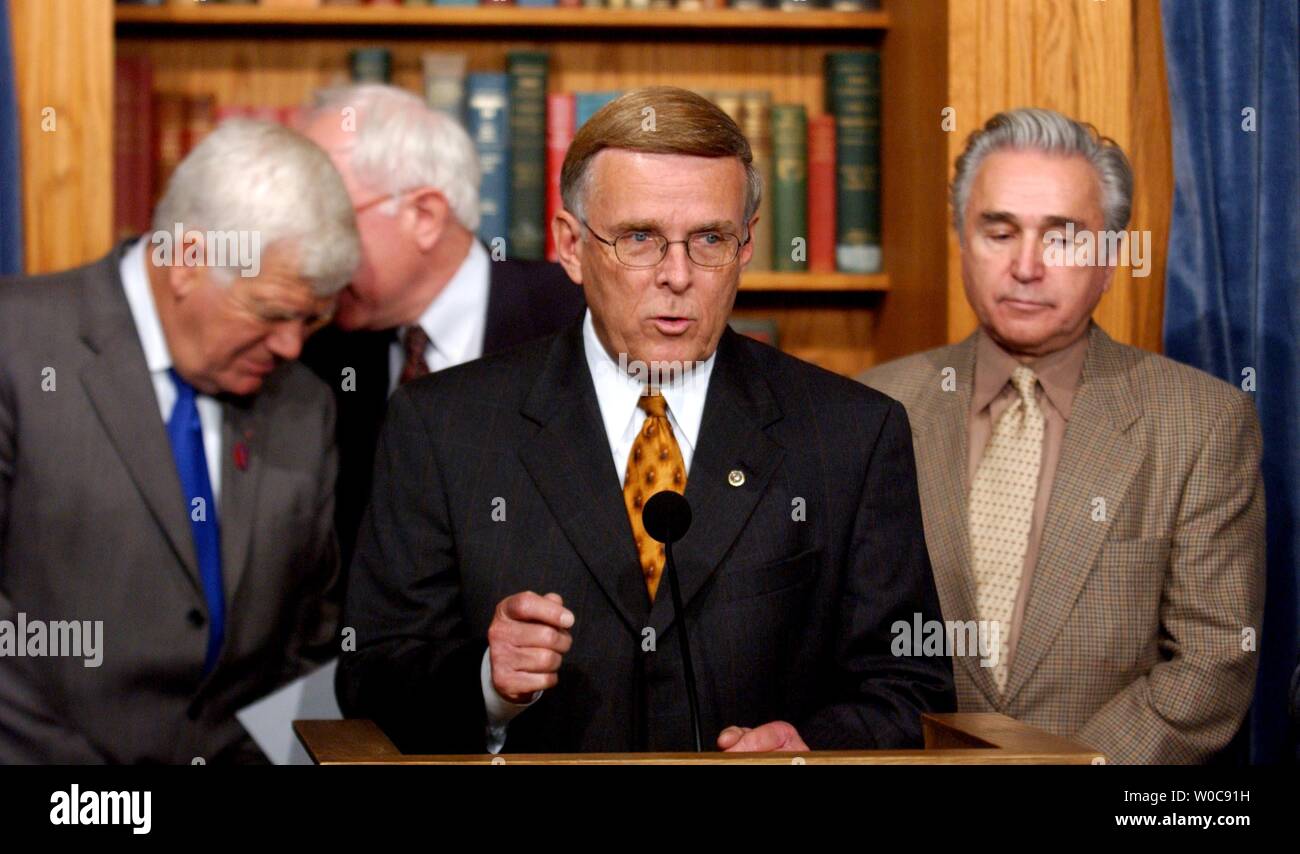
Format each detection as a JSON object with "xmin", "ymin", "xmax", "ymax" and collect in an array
[{"xmin": 487, "ymin": 591, "xmax": 575, "ymax": 704}]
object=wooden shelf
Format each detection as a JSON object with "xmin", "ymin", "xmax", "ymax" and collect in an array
[
  {"xmin": 115, "ymin": 5, "xmax": 889, "ymax": 33},
  {"xmin": 739, "ymin": 271, "xmax": 888, "ymax": 292}
]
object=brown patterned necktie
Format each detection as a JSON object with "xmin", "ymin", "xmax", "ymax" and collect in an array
[
  {"xmin": 399, "ymin": 325, "xmax": 431, "ymax": 385},
  {"xmin": 622, "ymin": 392, "xmax": 687, "ymax": 601},
  {"xmin": 969, "ymin": 365, "xmax": 1044, "ymax": 691}
]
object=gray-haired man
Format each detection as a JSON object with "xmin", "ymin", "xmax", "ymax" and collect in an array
[
  {"xmin": 0, "ymin": 119, "xmax": 360, "ymax": 763},
  {"xmin": 298, "ymin": 85, "xmax": 584, "ymax": 567},
  {"xmin": 861, "ymin": 107, "xmax": 1265, "ymax": 763}
]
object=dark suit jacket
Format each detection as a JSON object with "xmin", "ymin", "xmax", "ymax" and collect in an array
[
  {"xmin": 337, "ymin": 319, "xmax": 954, "ymax": 753},
  {"xmin": 0, "ymin": 243, "xmax": 339, "ymax": 763},
  {"xmin": 301, "ymin": 256, "xmax": 584, "ymax": 568}
]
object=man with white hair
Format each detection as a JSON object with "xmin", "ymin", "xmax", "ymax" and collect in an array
[
  {"xmin": 299, "ymin": 85, "xmax": 584, "ymax": 566},
  {"xmin": 861, "ymin": 107, "xmax": 1265, "ymax": 763},
  {"xmin": 0, "ymin": 119, "xmax": 361, "ymax": 763}
]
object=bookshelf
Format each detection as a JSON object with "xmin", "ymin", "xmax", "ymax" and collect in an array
[
  {"xmin": 114, "ymin": 5, "xmax": 891, "ymax": 31},
  {"xmin": 11, "ymin": 0, "xmax": 1171, "ymax": 374}
]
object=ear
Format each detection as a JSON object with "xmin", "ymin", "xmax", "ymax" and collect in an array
[
  {"xmin": 553, "ymin": 209, "xmax": 585, "ymax": 285},
  {"xmin": 407, "ymin": 188, "xmax": 450, "ymax": 251},
  {"xmin": 737, "ymin": 212, "xmax": 761, "ymax": 269}
]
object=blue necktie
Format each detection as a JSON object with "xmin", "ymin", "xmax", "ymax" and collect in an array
[{"xmin": 166, "ymin": 368, "xmax": 225, "ymax": 675}]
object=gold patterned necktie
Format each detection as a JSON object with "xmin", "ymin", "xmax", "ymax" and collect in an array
[
  {"xmin": 622, "ymin": 391, "xmax": 687, "ymax": 601},
  {"xmin": 969, "ymin": 365, "xmax": 1044, "ymax": 691}
]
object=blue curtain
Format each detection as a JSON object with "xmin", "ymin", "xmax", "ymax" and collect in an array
[
  {"xmin": 1161, "ymin": 0, "xmax": 1299, "ymax": 764},
  {"xmin": 0, "ymin": 0, "xmax": 22, "ymax": 275}
]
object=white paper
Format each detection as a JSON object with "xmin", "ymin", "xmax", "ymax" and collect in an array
[{"xmin": 236, "ymin": 658, "xmax": 341, "ymax": 765}]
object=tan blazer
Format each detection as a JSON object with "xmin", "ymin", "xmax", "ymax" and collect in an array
[{"xmin": 862, "ymin": 323, "xmax": 1265, "ymax": 763}]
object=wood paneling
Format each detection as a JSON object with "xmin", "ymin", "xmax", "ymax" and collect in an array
[{"xmin": 9, "ymin": 0, "xmax": 113, "ymax": 273}]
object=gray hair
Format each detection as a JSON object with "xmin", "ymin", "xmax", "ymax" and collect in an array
[
  {"xmin": 152, "ymin": 118, "xmax": 360, "ymax": 295},
  {"xmin": 950, "ymin": 107, "xmax": 1134, "ymax": 240},
  {"xmin": 308, "ymin": 84, "xmax": 482, "ymax": 232}
]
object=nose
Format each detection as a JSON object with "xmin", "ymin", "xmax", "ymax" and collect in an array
[
  {"xmin": 1010, "ymin": 233, "xmax": 1046, "ymax": 283},
  {"xmin": 265, "ymin": 321, "xmax": 305, "ymax": 362},
  {"xmin": 655, "ymin": 240, "xmax": 693, "ymax": 293}
]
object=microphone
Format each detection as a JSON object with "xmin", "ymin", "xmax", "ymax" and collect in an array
[{"xmin": 642, "ymin": 490, "xmax": 702, "ymax": 752}]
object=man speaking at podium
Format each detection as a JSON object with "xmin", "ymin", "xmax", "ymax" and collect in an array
[{"xmin": 337, "ymin": 86, "xmax": 954, "ymax": 754}]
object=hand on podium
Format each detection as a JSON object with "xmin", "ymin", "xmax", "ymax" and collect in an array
[
  {"xmin": 487, "ymin": 592, "xmax": 575, "ymax": 704},
  {"xmin": 717, "ymin": 721, "xmax": 809, "ymax": 753}
]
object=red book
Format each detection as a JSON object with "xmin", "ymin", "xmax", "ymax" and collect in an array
[
  {"xmin": 545, "ymin": 92, "xmax": 576, "ymax": 262},
  {"xmin": 154, "ymin": 93, "xmax": 187, "ymax": 201},
  {"xmin": 807, "ymin": 113, "xmax": 837, "ymax": 274},
  {"xmin": 214, "ymin": 104, "xmax": 252, "ymax": 127},
  {"xmin": 114, "ymin": 56, "xmax": 155, "ymax": 239},
  {"xmin": 185, "ymin": 95, "xmax": 217, "ymax": 156}
]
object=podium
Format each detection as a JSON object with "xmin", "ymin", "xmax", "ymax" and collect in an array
[{"xmin": 293, "ymin": 713, "xmax": 1105, "ymax": 764}]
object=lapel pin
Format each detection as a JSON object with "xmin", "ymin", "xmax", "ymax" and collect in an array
[
  {"xmin": 233, "ymin": 441, "xmax": 250, "ymax": 472},
  {"xmin": 727, "ymin": 469, "xmax": 745, "ymax": 487}
]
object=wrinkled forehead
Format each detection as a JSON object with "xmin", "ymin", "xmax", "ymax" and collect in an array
[{"xmin": 586, "ymin": 149, "xmax": 748, "ymax": 225}]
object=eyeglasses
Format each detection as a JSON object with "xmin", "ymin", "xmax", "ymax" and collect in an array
[
  {"xmin": 352, "ymin": 187, "xmax": 421, "ymax": 216},
  {"xmin": 579, "ymin": 218, "xmax": 749, "ymax": 269}
]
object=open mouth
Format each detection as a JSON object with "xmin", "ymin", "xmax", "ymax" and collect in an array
[{"xmin": 652, "ymin": 316, "xmax": 693, "ymax": 336}]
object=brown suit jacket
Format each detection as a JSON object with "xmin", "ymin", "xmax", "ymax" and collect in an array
[{"xmin": 862, "ymin": 322, "xmax": 1265, "ymax": 763}]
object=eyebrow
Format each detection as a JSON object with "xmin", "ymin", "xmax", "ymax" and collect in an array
[
  {"xmin": 608, "ymin": 218, "xmax": 738, "ymax": 234},
  {"xmin": 978, "ymin": 211, "xmax": 1085, "ymax": 231}
]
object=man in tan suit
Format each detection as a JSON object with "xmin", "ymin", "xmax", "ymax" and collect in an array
[{"xmin": 862, "ymin": 108, "xmax": 1265, "ymax": 764}]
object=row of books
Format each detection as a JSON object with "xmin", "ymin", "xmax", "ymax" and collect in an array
[
  {"xmin": 114, "ymin": 50, "xmax": 881, "ymax": 274},
  {"xmin": 119, "ymin": 0, "xmax": 880, "ymax": 9},
  {"xmin": 423, "ymin": 49, "xmax": 881, "ymax": 272}
]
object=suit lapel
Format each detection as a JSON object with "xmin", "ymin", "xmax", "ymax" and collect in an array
[
  {"xmin": 518, "ymin": 322, "xmax": 649, "ymax": 633},
  {"xmin": 76, "ymin": 247, "xmax": 203, "ymax": 599},
  {"xmin": 648, "ymin": 329, "xmax": 784, "ymax": 639},
  {"xmin": 1003, "ymin": 325, "xmax": 1143, "ymax": 703},
  {"xmin": 217, "ymin": 392, "xmax": 269, "ymax": 603},
  {"xmin": 909, "ymin": 334, "xmax": 1001, "ymax": 700}
]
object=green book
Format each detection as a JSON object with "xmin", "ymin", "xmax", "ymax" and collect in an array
[
  {"xmin": 507, "ymin": 51, "xmax": 549, "ymax": 261},
  {"xmin": 771, "ymin": 104, "xmax": 809, "ymax": 272},
  {"xmin": 825, "ymin": 50, "xmax": 882, "ymax": 273}
]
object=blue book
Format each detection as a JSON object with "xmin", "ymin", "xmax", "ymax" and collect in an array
[
  {"xmin": 576, "ymin": 91, "xmax": 621, "ymax": 129},
  {"xmin": 467, "ymin": 73, "xmax": 511, "ymax": 251}
]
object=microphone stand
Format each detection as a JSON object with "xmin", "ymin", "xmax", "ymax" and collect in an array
[{"xmin": 663, "ymin": 539, "xmax": 703, "ymax": 753}]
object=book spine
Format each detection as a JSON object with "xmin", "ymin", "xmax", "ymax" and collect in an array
[
  {"xmin": 806, "ymin": 113, "xmax": 836, "ymax": 274},
  {"xmin": 467, "ymin": 73, "xmax": 511, "ymax": 253},
  {"xmin": 825, "ymin": 50, "xmax": 881, "ymax": 273},
  {"xmin": 507, "ymin": 51, "xmax": 549, "ymax": 261},
  {"xmin": 545, "ymin": 92, "xmax": 575, "ymax": 262},
  {"xmin": 741, "ymin": 91, "xmax": 773, "ymax": 272},
  {"xmin": 771, "ymin": 104, "xmax": 808, "ymax": 272},
  {"xmin": 422, "ymin": 52, "xmax": 469, "ymax": 126}
]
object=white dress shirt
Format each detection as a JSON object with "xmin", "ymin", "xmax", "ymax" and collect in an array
[
  {"xmin": 387, "ymin": 238, "xmax": 491, "ymax": 395},
  {"xmin": 480, "ymin": 308, "xmax": 716, "ymax": 752},
  {"xmin": 119, "ymin": 238, "xmax": 223, "ymax": 503}
]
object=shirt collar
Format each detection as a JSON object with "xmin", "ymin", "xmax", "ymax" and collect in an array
[
  {"xmin": 119, "ymin": 237, "xmax": 173, "ymax": 375},
  {"xmin": 972, "ymin": 325, "xmax": 1089, "ymax": 420},
  {"xmin": 406, "ymin": 238, "xmax": 490, "ymax": 367},
  {"xmin": 581, "ymin": 308, "xmax": 715, "ymax": 449}
]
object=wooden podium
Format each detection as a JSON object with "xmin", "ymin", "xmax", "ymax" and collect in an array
[{"xmin": 293, "ymin": 713, "xmax": 1105, "ymax": 765}]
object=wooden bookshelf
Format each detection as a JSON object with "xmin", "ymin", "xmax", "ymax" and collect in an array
[
  {"xmin": 740, "ymin": 272, "xmax": 888, "ymax": 292},
  {"xmin": 13, "ymin": 0, "xmax": 1172, "ymax": 375},
  {"xmin": 115, "ymin": 5, "xmax": 890, "ymax": 32}
]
